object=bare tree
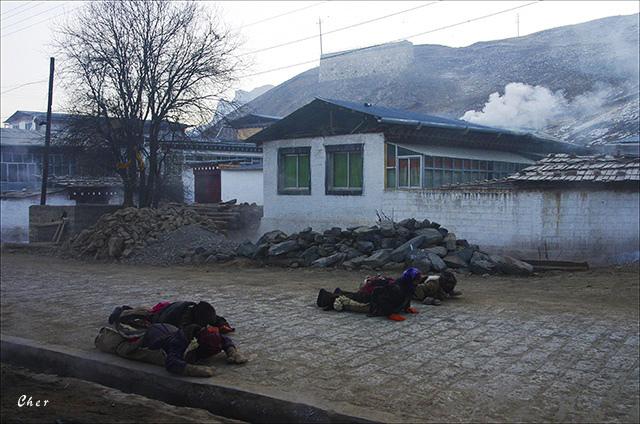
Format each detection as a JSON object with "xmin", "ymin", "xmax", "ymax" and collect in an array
[{"xmin": 57, "ymin": 0, "xmax": 240, "ymax": 207}]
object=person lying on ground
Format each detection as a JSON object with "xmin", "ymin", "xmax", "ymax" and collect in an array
[
  {"xmin": 413, "ymin": 270, "xmax": 462, "ymax": 305},
  {"xmin": 101, "ymin": 300, "xmax": 247, "ymax": 376},
  {"xmin": 95, "ymin": 321, "xmax": 245, "ymax": 377},
  {"xmin": 316, "ymin": 267, "xmax": 422, "ymax": 321}
]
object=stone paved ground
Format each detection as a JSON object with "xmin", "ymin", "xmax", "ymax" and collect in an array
[{"xmin": 1, "ymin": 252, "xmax": 639, "ymax": 423}]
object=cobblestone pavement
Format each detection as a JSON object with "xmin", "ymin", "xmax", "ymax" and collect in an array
[{"xmin": 1, "ymin": 253, "xmax": 639, "ymax": 422}]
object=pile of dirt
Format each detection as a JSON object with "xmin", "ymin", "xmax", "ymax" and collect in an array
[
  {"xmin": 68, "ymin": 205, "xmax": 222, "ymax": 261},
  {"xmin": 124, "ymin": 224, "xmax": 239, "ymax": 266}
]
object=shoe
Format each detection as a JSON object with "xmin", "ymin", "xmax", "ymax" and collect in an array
[{"xmin": 316, "ymin": 289, "xmax": 335, "ymax": 309}]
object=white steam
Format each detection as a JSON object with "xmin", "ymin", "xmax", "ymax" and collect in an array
[{"xmin": 461, "ymin": 82, "xmax": 614, "ymax": 131}]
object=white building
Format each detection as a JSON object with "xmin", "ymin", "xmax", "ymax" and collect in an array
[
  {"xmin": 250, "ymin": 98, "xmax": 588, "ymax": 231},
  {"xmin": 246, "ymin": 98, "xmax": 640, "ymax": 264}
]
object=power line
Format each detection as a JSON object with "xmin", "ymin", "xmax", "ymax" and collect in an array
[
  {"xmin": 1, "ymin": 2, "xmax": 34, "ymax": 19},
  {"xmin": 1, "ymin": 3, "xmax": 82, "ymax": 38},
  {"xmin": 238, "ymin": 1, "xmax": 330, "ymax": 29},
  {"xmin": 1, "ymin": 2, "xmax": 67, "ymax": 30},
  {"xmin": 239, "ymin": 1, "xmax": 440, "ymax": 57},
  {"xmin": 242, "ymin": 1, "xmax": 540, "ymax": 78},
  {"xmin": 1, "ymin": 79, "xmax": 47, "ymax": 95},
  {"xmin": 1, "ymin": 1, "xmax": 44, "ymax": 22}
]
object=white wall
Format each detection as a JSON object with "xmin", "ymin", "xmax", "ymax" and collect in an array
[
  {"xmin": 381, "ymin": 188, "xmax": 640, "ymax": 265},
  {"xmin": 221, "ymin": 169, "xmax": 263, "ymax": 205},
  {"xmin": 260, "ymin": 133, "xmax": 386, "ymax": 233},
  {"xmin": 182, "ymin": 169, "xmax": 195, "ymax": 204},
  {"xmin": 1, "ymin": 192, "xmax": 74, "ymax": 243},
  {"xmin": 260, "ymin": 132, "xmax": 639, "ymax": 265}
]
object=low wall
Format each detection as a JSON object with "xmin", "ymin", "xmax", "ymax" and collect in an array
[
  {"xmin": 260, "ymin": 187, "xmax": 639, "ymax": 266},
  {"xmin": 29, "ymin": 204, "xmax": 121, "ymax": 242},
  {"xmin": 1, "ymin": 192, "xmax": 74, "ymax": 243},
  {"xmin": 221, "ymin": 169, "xmax": 263, "ymax": 205}
]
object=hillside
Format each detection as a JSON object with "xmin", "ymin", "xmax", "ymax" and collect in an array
[{"xmin": 240, "ymin": 14, "xmax": 639, "ymax": 145}]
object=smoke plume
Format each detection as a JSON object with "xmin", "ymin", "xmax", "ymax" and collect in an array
[{"xmin": 461, "ymin": 82, "xmax": 614, "ymax": 131}]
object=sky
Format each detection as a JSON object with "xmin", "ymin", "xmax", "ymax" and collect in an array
[{"xmin": 1, "ymin": 0, "xmax": 638, "ymax": 124}]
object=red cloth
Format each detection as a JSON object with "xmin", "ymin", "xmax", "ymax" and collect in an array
[
  {"xmin": 359, "ymin": 276, "xmax": 395, "ymax": 295},
  {"xmin": 150, "ymin": 301, "xmax": 171, "ymax": 314}
]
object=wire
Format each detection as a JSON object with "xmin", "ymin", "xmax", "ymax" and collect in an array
[
  {"xmin": 238, "ymin": 1, "xmax": 330, "ymax": 29},
  {"xmin": 239, "ymin": 1, "xmax": 440, "ymax": 57},
  {"xmin": 1, "ymin": 1, "xmax": 44, "ymax": 22},
  {"xmin": 1, "ymin": 2, "xmax": 33, "ymax": 19},
  {"xmin": 1, "ymin": 80, "xmax": 47, "ymax": 95},
  {"xmin": 1, "ymin": 2, "xmax": 67, "ymax": 30},
  {"xmin": 1, "ymin": 3, "xmax": 82, "ymax": 38},
  {"xmin": 242, "ymin": 1, "xmax": 540, "ymax": 78}
]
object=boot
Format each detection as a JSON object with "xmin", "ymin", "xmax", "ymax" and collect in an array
[
  {"xmin": 225, "ymin": 347, "xmax": 248, "ymax": 364},
  {"xmin": 316, "ymin": 289, "xmax": 337, "ymax": 310}
]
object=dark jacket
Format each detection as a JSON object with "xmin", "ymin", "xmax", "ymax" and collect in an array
[
  {"xmin": 369, "ymin": 275, "xmax": 415, "ymax": 316},
  {"xmin": 141, "ymin": 323, "xmax": 233, "ymax": 374},
  {"xmin": 152, "ymin": 301, "xmax": 231, "ymax": 329}
]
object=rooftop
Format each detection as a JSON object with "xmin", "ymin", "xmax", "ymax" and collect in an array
[
  {"xmin": 248, "ymin": 97, "xmax": 590, "ymax": 156},
  {"xmin": 508, "ymin": 154, "xmax": 640, "ymax": 184}
]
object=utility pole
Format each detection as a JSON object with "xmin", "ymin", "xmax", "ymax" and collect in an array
[
  {"xmin": 516, "ymin": 13, "xmax": 520, "ymax": 37},
  {"xmin": 40, "ymin": 57, "xmax": 54, "ymax": 205},
  {"xmin": 318, "ymin": 17, "xmax": 323, "ymax": 56}
]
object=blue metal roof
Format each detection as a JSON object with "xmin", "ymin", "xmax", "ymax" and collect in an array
[
  {"xmin": 248, "ymin": 97, "xmax": 589, "ymax": 155},
  {"xmin": 318, "ymin": 98, "xmax": 494, "ymax": 131}
]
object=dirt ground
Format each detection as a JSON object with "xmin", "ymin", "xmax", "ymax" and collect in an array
[
  {"xmin": 1, "ymin": 252, "xmax": 639, "ymax": 422},
  {"xmin": 0, "ymin": 363, "xmax": 242, "ymax": 424}
]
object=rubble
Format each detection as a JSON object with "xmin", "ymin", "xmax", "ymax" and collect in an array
[
  {"xmin": 238, "ymin": 220, "xmax": 534, "ymax": 276},
  {"xmin": 68, "ymin": 205, "xmax": 223, "ymax": 261}
]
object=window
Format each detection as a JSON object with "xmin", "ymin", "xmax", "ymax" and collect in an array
[
  {"xmin": 398, "ymin": 156, "xmax": 421, "ymax": 188},
  {"xmin": 326, "ymin": 144, "xmax": 363, "ymax": 195},
  {"xmin": 385, "ymin": 143, "xmax": 396, "ymax": 188},
  {"xmin": 278, "ymin": 147, "xmax": 310, "ymax": 195}
]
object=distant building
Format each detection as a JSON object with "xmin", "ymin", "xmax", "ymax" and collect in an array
[
  {"xmin": 589, "ymin": 135, "xmax": 640, "ymax": 156},
  {"xmin": 319, "ymin": 41, "xmax": 414, "ymax": 82}
]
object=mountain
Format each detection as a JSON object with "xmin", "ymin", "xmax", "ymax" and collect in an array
[{"xmin": 239, "ymin": 14, "xmax": 639, "ymax": 145}]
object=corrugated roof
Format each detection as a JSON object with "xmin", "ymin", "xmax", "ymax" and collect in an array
[
  {"xmin": 319, "ymin": 97, "xmax": 498, "ymax": 132},
  {"xmin": 508, "ymin": 154, "xmax": 640, "ymax": 183},
  {"xmin": 0, "ymin": 128, "xmax": 45, "ymax": 146},
  {"xmin": 249, "ymin": 98, "xmax": 589, "ymax": 155}
]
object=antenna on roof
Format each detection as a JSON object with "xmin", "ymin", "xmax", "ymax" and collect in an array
[
  {"xmin": 516, "ymin": 13, "xmax": 520, "ymax": 37},
  {"xmin": 318, "ymin": 17, "xmax": 323, "ymax": 56}
]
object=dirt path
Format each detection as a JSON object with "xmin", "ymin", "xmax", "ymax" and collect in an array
[{"xmin": 1, "ymin": 252, "xmax": 638, "ymax": 422}]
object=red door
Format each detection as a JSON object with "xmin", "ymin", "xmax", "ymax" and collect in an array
[{"xmin": 194, "ymin": 168, "xmax": 221, "ymax": 203}]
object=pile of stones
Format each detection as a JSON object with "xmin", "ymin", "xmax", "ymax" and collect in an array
[
  {"xmin": 236, "ymin": 218, "xmax": 533, "ymax": 276},
  {"xmin": 68, "ymin": 205, "xmax": 221, "ymax": 260}
]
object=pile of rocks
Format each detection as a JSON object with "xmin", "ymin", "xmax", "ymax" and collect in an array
[
  {"xmin": 236, "ymin": 218, "xmax": 533, "ymax": 276},
  {"xmin": 68, "ymin": 205, "xmax": 222, "ymax": 260}
]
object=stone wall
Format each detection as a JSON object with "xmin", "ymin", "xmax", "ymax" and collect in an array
[
  {"xmin": 29, "ymin": 204, "xmax": 121, "ymax": 243},
  {"xmin": 319, "ymin": 41, "xmax": 414, "ymax": 82}
]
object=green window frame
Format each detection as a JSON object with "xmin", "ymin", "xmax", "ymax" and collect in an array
[
  {"xmin": 325, "ymin": 144, "xmax": 363, "ymax": 195},
  {"xmin": 277, "ymin": 147, "xmax": 311, "ymax": 195}
]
